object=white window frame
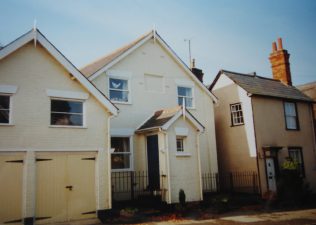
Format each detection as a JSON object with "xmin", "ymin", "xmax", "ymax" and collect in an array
[
  {"xmin": 0, "ymin": 94, "xmax": 13, "ymax": 125},
  {"xmin": 177, "ymin": 85, "xmax": 195, "ymax": 109},
  {"xmin": 230, "ymin": 103, "xmax": 244, "ymax": 126},
  {"xmin": 111, "ymin": 136, "xmax": 134, "ymax": 172},
  {"xmin": 49, "ymin": 98, "xmax": 86, "ymax": 128},
  {"xmin": 284, "ymin": 101, "xmax": 299, "ymax": 130},
  {"xmin": 176, "ymin": 137, "xmax": 185, "ymax": 152},
  {"xmin": 108, "ymin": 73, "xmax": 131, "ymax": 104}
]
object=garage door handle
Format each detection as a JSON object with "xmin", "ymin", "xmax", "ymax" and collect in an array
[{"xmin": 65, "ymin": 185, "xmax": 73, "ymax": 191}]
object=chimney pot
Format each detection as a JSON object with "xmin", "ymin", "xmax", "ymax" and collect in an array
[
  {"xmin": 272, "ymin": 42, "xmax": 277, "ymax": 52},
  {"xmin": 277, "ymin": 38, "xmax": 283, "ymax": 50},
  {"xmin": 192, "ymin": 58, "xmax": 196, "ymax": 68}
]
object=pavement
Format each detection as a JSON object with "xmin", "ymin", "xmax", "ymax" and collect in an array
[{"xmin": 54, "ymin": 208, "xmax": 316, "ymax": 225}]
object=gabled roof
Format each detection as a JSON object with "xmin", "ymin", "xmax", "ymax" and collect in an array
[
  {"xmin": 210, "ymin": 70, "xmax": 313, "ymax": 102},
  {"xmin": 136, "ymin": 106, "xmax": 204, "ymax": 133},
  {"xmin": 0, "ymin": 28, "xmax": 118, "ymax": 115},
  {"xmin": 81, "ymin": 30, "xmax": 218, "ymax": 103}
]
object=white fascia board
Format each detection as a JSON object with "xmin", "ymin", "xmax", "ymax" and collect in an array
[
  {"xmin": 185, "ymin": 112, "xmax": 204, "ymax": 132},
  {"xmin": 155, "ymin": 35, "xmax": 218, "ymax": 103},
  {"xmin": 46, "ymin": 89, "xmax": 89, "ymax": 100},
  {"xmin": 89, "ymin": 34, "xmax": 153, "ymax": 81},
  {"xmin": 0, "ymin": 30, "xmax": 33, "ymax": 60},
  {"xmin": 0, "ymin": 85, "xmax": 18, "ymax": 94},
  {"xmin": 36, "ymin": 33, "xmax": 118, "ymax": 116}
]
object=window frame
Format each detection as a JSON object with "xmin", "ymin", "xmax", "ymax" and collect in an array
[
  {"xmin": 111, "ymin": 136, "xmax": 134, "ymax": 172},
  {"xmin": 108, "ymin": 75, "xmax": 131, "ymax": 104},
  {"xmin": 288, "ymin": 147, "xmax": 305, "ymax": 177},
  {"xmin": 176, "ymin": 137, "xmax": 185, "ymax": 152},
  {"xmin": 230, "ymin": 102, "xmax": 244, "ymax": 126},
  {"xmin": 283, "ymin": 101, "xmax": 300, "ymax": 131},
  {"xmin": 0, "ymin": 94, "xmax": 12, "ymax": 125},
  {"xmin": 177, "ymin": 85, "xmax": 195, "ymax": 109},
  {"xmin": 49, "ymin": 98, "xmax": 85, "ymax": 128}
]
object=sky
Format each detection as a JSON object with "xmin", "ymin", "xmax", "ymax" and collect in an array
[{"xmin": 1, "ymin": 0, "xmax": 316, "ymax": 85}]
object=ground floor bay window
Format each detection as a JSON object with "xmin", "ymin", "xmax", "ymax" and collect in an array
[{"xmin": 111, "ymin": 137, "xmax": 132, "ymax": 171}]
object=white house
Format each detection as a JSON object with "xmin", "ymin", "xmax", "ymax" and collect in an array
[
  {"xmin": 81, "ymin": 30, "xmax": 218, "ymax": 203},
  {"xmin": 0, "ymin": 29, "xmax": 118, "ymax": 224}
]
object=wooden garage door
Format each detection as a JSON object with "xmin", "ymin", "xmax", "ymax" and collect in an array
[
  {"xmin": 36, "ymin": 152, "xmax": 96, "ymax": 224},
  {"xmin": 0, "ymin": 153, "xmax": 23, "ymax": 224}
]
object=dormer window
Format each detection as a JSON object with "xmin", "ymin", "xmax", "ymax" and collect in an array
[{"xmin": 109, "ymin": 78, "xmax": 129, "ymax": 103}]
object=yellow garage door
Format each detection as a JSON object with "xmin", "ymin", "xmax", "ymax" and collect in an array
[
  {"xmin": 36, "ymin": 152, "xmax": 96, "ymax": 224},
  {"xmin": 0, "ymin": 153, "xmax": 23, "ymax": 224}
]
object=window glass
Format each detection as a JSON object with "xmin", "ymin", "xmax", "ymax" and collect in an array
[
  {"xmin": 51, "ymin": 100, "xmax": 83, "ymax": 126},
  {"xmin": 230, "ymin": 103, "xmax": 244, "ymax": 126},
  {"xmin": 284, "ymin": 102, "xmax": 298, "ymax": 130},
  {"xmin": 0, "ymin": 95, "xmax": 10, "ymax": 124},
  {"xmin": 177, "ymin": 86, "xmax": 193, "ymax": 108},
  {"xmin": 111, "ymin": 137, "xmax": 131, "ymax": 170},
  {"xmin": 288, "ymin": 148, "xmax": 305, "ymax": 177},
  {"xmin": 176, "ymin": 138, "xmax": 184, "ymax": 152},
  {"xmin": 109, "ymin": 78, "xmax": 129, "ymax": 102}
]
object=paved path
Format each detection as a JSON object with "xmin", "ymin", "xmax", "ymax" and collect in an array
[{"xmin": 54, "ymin": 208, "xmax": 316, "ymax": 225}]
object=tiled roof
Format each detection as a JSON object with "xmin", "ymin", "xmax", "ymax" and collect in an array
[
  {"xmin": 80, "ymin": 31, "xmax": 153, "ymax": 77},
  {"xmin": 216, "ymin": 70, "xmax": 313, "ymax": 102},
  {"xmin": 137, "ymin": 106, "xmax": 181, "ymax": 131}
]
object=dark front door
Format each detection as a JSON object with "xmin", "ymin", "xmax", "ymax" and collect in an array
[{"xmin": 146, "ymin": 135, "xmax": 160, "ymax": 191}]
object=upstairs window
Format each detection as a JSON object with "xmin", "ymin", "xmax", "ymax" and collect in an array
[
  {"xmin": 284, "ymin": 102, "xmax": 299, "ymax": 130},
  {"xmin": 288, "ymin": 148, "xmax": 305, "ymax": 177},
  {"xmin": 0, "ymin": 95, "xmax": 10, "ymax": 124},
  {"xmin": 109, "ymin": 78, "xmax": 129, "ymax": 103},
  {"xmin": 177, "ymin": 86, "xmax": 193, "ymax": 108},
  {"xmin": 230, "ymin": 103, "xmax": 244, "ymax": 126},
  {"xmin": 111, "ymin": 137, "xmax": 132, "ymax": 170},
  {"xmin": 176, "ymin": 138, "xmax": 184, "ymax": 152},
  {"xmin": 51, "ymin": 99, "xmax": 83, "ymax": 126}
]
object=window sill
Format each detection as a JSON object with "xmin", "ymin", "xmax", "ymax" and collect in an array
[
  {"xmin": 49, "ymin": 125, "xmax": 87, "ymax": 129},
  {"xmin": 112, "ymin": 169, "xmax": 133, "ymax": 172},
  {"xmin": 175, "ymin": 152, "xmax": 192, "ymax": 157},
  {"xmin": 111, "ymin": 101, "xmax": 132, "ymax": 105},
  {"xmin": 0, "ymin": 123, "xmax": 14, "ymax": 126},
  {"xmin": 231, "ymin": 123, "xmax": 244, "ymax": 127}
]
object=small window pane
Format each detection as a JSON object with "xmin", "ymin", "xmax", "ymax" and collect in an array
[
  {"xmin": 111, "ymin": 154, "xmax": 131, "ymax": 169},
  {"xmin": 110, "ymin": 78, "xmax": 128, "ymax": 90},
  {"xmin": 110, "ymin": 90, "xmax": 129, "ymax": 102},
  {"xmin": 178, "ymin": 87, "xmax": 192, "ymax": 97},
  {"xmin": 51, "ymin": 113, "xmax": 83, "ymax": 126},
  {"xmin": 51, "ymin": 100, "xmax": 83, "ymax": 113},
  {"xmin": 0, "ymin": 110, "xmax": 10, "ymax": 123},
  {"xmin": 176, "ymin": 138, "xmax": 184, "ymax": 152},
  {"xmin": 111, "ymin": 137, "xmax": 130, "ymax": 153},
  {"xmin": 0, "ymin": 96, "xmax": 10, "ymax": 109}
]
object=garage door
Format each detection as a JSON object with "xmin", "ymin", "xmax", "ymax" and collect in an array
[
  {"xmin": 0, "ymin": 153, "xmax": 23, "ymax": 224},
  {"xmin": 36, "ymin": 152, "xmax": 96, "ymax": 224}
]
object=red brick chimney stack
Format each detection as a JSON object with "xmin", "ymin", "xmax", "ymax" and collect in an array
[{"xmin": 269, "ymin": 38, "xmax": 292, "ymax": 85}]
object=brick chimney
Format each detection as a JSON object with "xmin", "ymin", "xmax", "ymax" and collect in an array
[
  {"xmin": 269, "ymin": 38, "xmax": 292, "ymax": 85},
  {"xmin": 191, "ymin": 59, "xmax": 204, "ymax": 83}
]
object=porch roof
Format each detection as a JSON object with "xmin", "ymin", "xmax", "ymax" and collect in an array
[{"xmin": 136, "ymin": 106, "xmax": 204, "ymax": 133}]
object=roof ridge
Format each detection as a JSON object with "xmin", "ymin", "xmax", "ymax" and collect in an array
[{"xmin": 222, "ymin": 69, "xmax": 280, "ymax": 82}]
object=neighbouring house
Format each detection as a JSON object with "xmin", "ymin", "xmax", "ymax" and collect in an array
[
  {"xmin": 0, "ymin": 29, "xmax": 118, "ymax": 225},
  {"xmin": 81, "ymin": 30, "xmax": 218, "ymax": 203},
  {"xmin": 209, "ymin": 38, "xmax": 316, "ymax": 196},
  {"xmin": 297, "ymin": 82, "xmax": 316, "ymax": 135}
]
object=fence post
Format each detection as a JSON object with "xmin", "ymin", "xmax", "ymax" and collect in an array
[
  {"xmin": 215, "ymin": 173, "xmax": 220, "ymax": 193},
  {"xmin": 252, "ymin": 172, "xmax": 256, "ymax": 194},
  {"xmin": 130, "ymin": 171, "xmax": 135, "ymax": 200},
  {"xmin": 229, "ymin": 172, "xmax": 234, "ymax": 193}
]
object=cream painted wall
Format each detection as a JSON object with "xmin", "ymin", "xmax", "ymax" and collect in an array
[
  {"xmin": 0, "ymin": 42, "xmax": 110, "ymax": 151},
  {"xmin": 92, "ymin": 39, "xmax": 218, "ymax": 174},
  {"xmin": 252, "ymin": 97, "xmax": 316, "ymax": 193},
  {"xmin": 213, "ymin": 79, "xmax": 257, "ymax": 174},
  {"xmin": 168, "ymin": 118, "xmax": 202, "ymax": 203}
]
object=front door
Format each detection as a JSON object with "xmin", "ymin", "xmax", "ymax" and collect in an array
[
  {"xmin": 265, "ymin": 158, "xmax": 277, "ymax": 192},
  {"xmin": 146, "ymin": 135, "xmax": 160, "ymax": 191}
]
